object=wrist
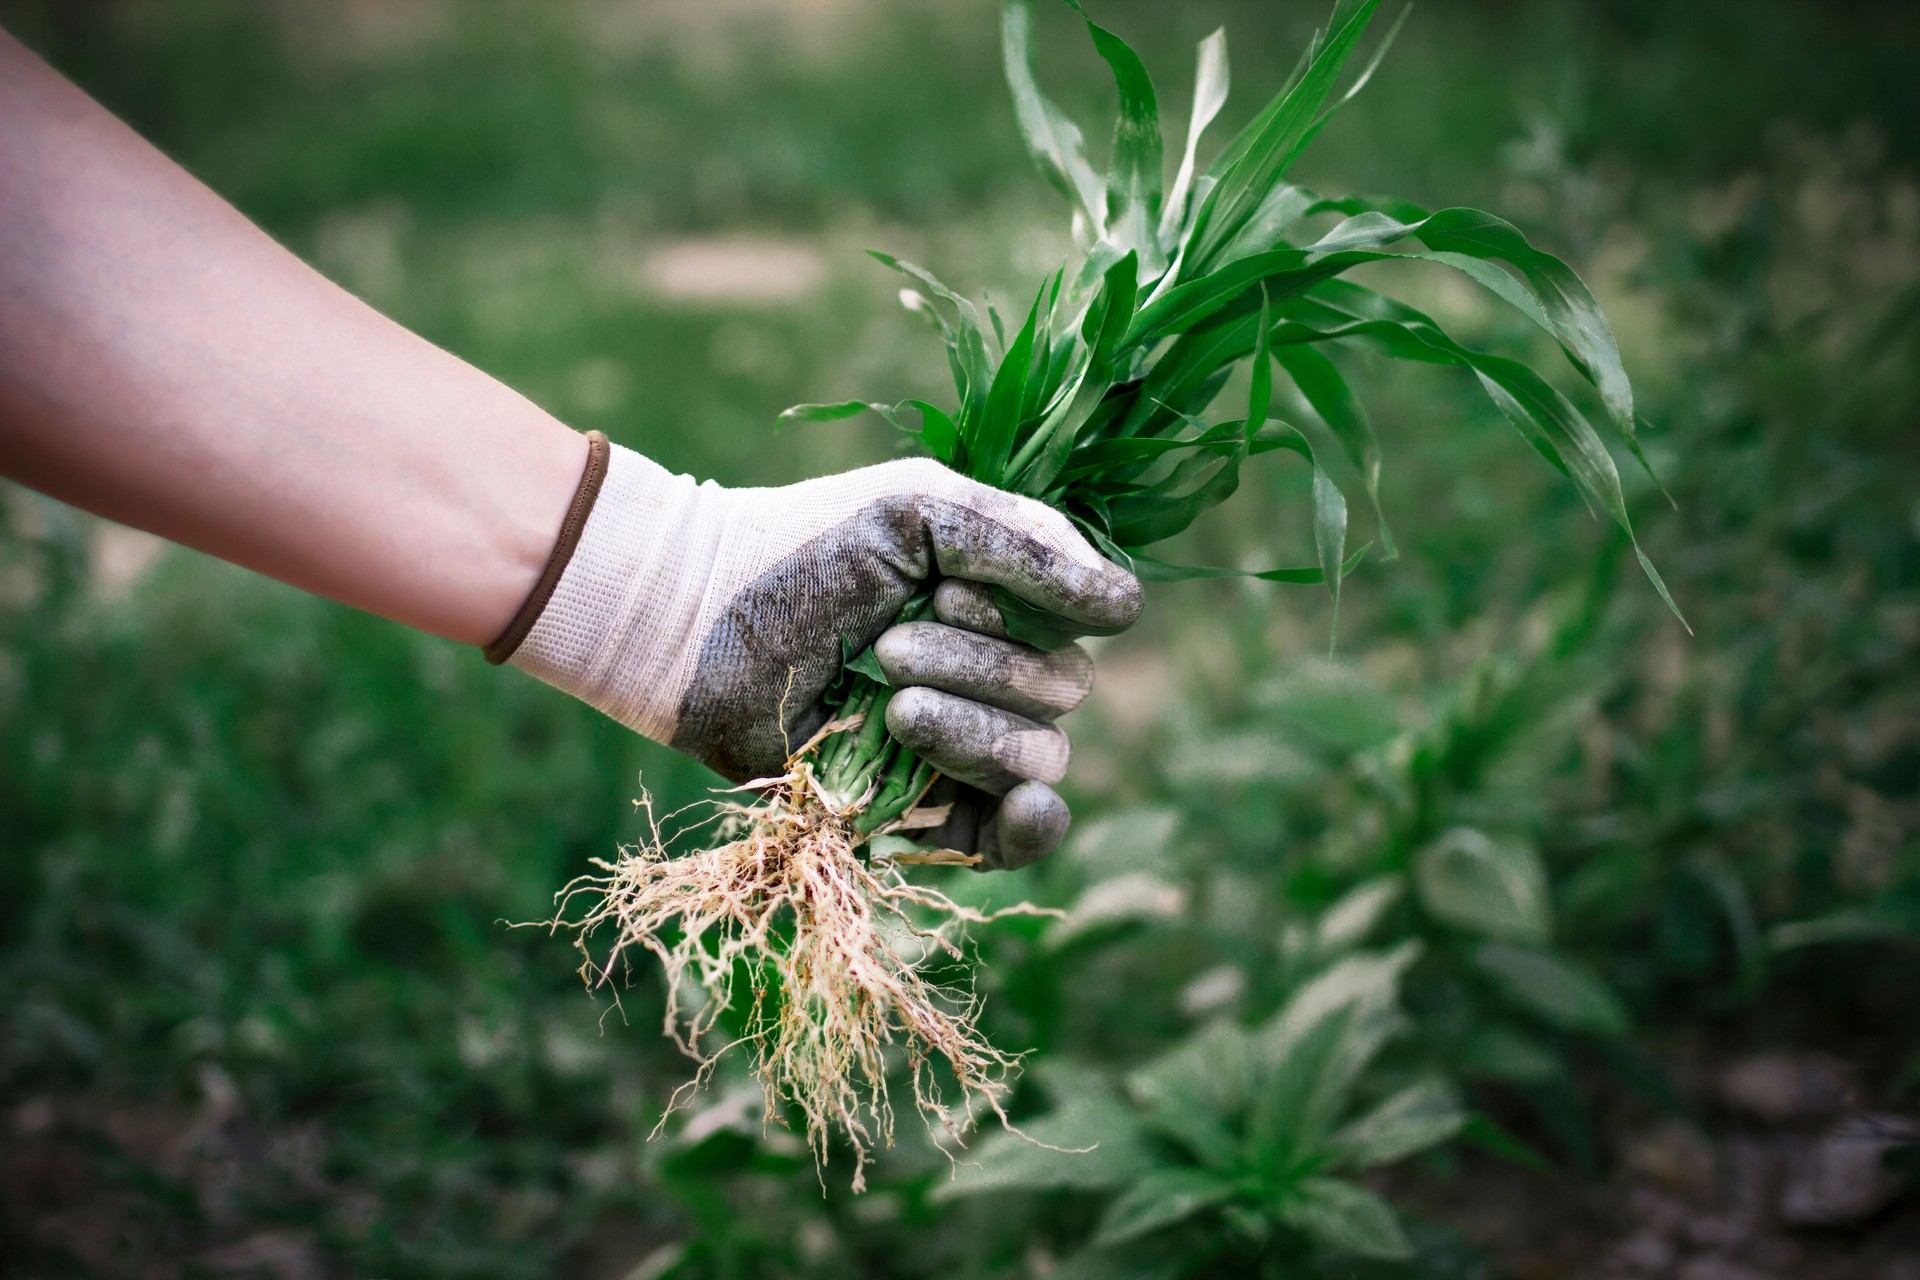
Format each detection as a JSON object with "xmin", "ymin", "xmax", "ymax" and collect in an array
[
  {"xmin": 484, "ymin": 429, "xmax": 612, "ymax": 662},
  {"xmin": 490, "ymin": 440, "xmax": 733, "ymax": 745}
]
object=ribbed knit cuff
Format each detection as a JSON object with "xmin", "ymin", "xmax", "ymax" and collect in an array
[
  {"xmin": 483, "ymin": 430, "xmax": 611, "ymax": 665},
  {"xmin": 500, "ymin": 442, "xmax": 730, "ymax": 745}
]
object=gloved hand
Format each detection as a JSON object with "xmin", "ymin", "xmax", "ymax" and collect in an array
[{"xmin": 487, "ymin": 433, "xmax": 1142, "ymax": 869}]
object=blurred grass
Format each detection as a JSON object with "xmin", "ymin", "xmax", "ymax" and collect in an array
[{"xmin": 1, "ymin": 1, "xmax": 1917, "ymax": 1276}]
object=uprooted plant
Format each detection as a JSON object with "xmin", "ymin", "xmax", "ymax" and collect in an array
[{"xmin": 555, "ymin": 0, "xmax": 1680, "ymax": 1189}]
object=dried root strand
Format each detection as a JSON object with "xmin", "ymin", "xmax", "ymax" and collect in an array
[{"xmin": 551, "ymin": 746, "xmax": 1055, "ymax": 1191}]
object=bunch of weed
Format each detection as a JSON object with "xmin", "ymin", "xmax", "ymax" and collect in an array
[{"xmin": 567, "ymin": 0, "xmax": 1676, "ymax": 1188}]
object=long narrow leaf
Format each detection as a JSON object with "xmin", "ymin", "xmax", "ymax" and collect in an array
[
  {"xmin": 1275, "ymin": 285, "xmax": 1688, "ymax": 627},
  {"xmin": 1131, "ymin": 542, "xmax": 1370, "ymax": 584},
  {"xmin": 1248, "ymin": 284, "xmax": 1275, "ymax": 438},
  {"xmin": 777, "ymin": 400, "xmax": 894, "ymax": 426},
  {"xmin": 1158, "ymin": 28, "xmax": 1230, "ymax": 250},
  {"xmin": 1206, "ymin": 182, "xmax": 1321, "ymax": 270},
  {"xmin": 1012, "ymin": 253, "xmax": 1138, "ymax": 491},
  {"xmin": 1067, "ymin": 4, "xmax": 1164, "ymax": 266},
  {"xmin": 1108, "ymin": 441, "xmax": 1247, "ymax": 545},
  {"xmin": 1312, "ymin": 3, "xmax": 1409, "ymax": 129},
  {"xmin": 1003, "ymin": 0, "xmax": 1106, "ymax": 229},
  {"xmin": 1185, "ymin": 0, "xmax": 1380, "ymax": 272},
  {"xmin": 1302, "ymin": 202, "xmax": 1646, "ymax": 466},
  {"xmin": 977, "ymin": 293, "xmax": 1045, "ymax": 487},
  {"xmin": 1313, "ymin": 465, "xmax": 1350, "ymax": 649},
  {"xmin": 869, "ymin": 251, "xmax": 993, "ymax": 414},
  {"xmin": 1273, "ymin": 343, "xmax": 1394, "ymax": 557}
]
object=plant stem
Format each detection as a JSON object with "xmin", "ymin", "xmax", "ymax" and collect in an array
[{"xmin": 812, "ymin": 591, "xmax": 943, "ymax": 832}]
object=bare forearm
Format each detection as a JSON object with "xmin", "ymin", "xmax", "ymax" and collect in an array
[{"xmin": 0, "ymin": 29, "xmax": 585, "ymax": 645}]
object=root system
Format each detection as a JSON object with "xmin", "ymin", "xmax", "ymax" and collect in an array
[{"xmin": 552, "ymin": 716, "xmax": 1056, "ymax": 1191}]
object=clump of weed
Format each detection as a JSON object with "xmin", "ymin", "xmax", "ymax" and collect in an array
[
  {"xmin": 560, "ymin": 0, "xmax": 1674, "ymax": 1188},
  {"xmin": 555, "ymin": 717, "xmax": 1055, "ymax": 1191}
]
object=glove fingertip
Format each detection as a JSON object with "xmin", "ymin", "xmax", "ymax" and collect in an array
[{"xmin": 985, "ymin": 780, "xmax": 1071, "ymax": 871}]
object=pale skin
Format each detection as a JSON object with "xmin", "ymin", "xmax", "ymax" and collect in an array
[{"xmin": 0, "ymin": 28, "xmax": 586, "ymax": 646}]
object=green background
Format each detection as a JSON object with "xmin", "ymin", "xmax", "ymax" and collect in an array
[{"xmin": 1, "ymin": 1, "xmax": 1916, "ymax": 1276}]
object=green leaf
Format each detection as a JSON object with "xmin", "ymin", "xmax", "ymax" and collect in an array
[
  {"xmin": 899, "ymin": 399, "xmax": 960, "ymax": 462},
  {"xmin": 1457, "ymin": 1023, "xmax": 1565, "ymax": 1085},
  {"xmin": 1093, "ymin": 1168, "xmax": 1238, "ymax": 1246},
  {"xmin": 1248, "ymin": 285, "xmax": 1274, "ymax": 437},
  {"xmin": 976, "ymin": 291, "xmax": 1045, "ymax": 486},
  {"xmin": 987, "ymin": 585, "xmax": 1126, "ymax": 652},
  {"xmin": 1055, "ymin": 417, "xmax": 1245, "ymax": 485},
  {"xmin": 1311, "ymin": 465, "xmax": 1349, "ymax": 649},
  {"xmin": 1070, "ymin": 5, "xmax": 1163, "ymax": 263},
  {"xmin": 1253, "ymin": 1002, "xmax": 1361, "ymax": 1168},
  {"xmin": 932, "ymin": 1095, "xmax": 1155, "ymax": 1199},
  {"xmin": 776, "ymin": 399, "xmax": 891, "ymax": 426},
  {"xmin": 1158, "ymin": 27, "xmax": 1230, "ymax": 249},
  {"xmin": 1010, "ymin": 252, "xmax": 1137, "ymax": 493},
  {"xmin": 1124, "ymin": 245, "xmax": 1315, "ymax": 346},
  {"xmin": 867, "ymin": 251, "xmax": 982, "ymax": 334},
  {"xmin": 1205, "ymin": 182, "xmax": 1320, "ymax": 267},
  {"xmin": 1768, "ymin": 907, "xmax": 1920, "ymax": 952},
  {"xmin": 1186, "ymin": 0, "xmax": 1381, "ymax": 272},
  {"xmin": 1311, "ymin": 2, "xmax": 1409, "ymax": 129},
  {"xmin": 1129, "ymin": 201, "xmax": 1666, "ymax": 573},
  {"xmin": 1314, "ymin": 876, "xmax": 1405, "ymax": 957},
  {"xmin": 1083, "ymin": 250, "xmax": 1141, "ymax": 365},
  {"xmin": 1107, "ymin": 437, "xmax": 1248, "ymax": 546},
  {"xmin": 1272, "ymin": 342, "xmax": 1393, "ymax": 558},
  {"xmin": 1092, "ymin": 413, "xmax": 1320, "ymax": 552},
  {"xmin": 1304, "ymin": 201, "xmax": 1645, "ymax": 466},
  {"xmin": 842, "ymin": 645, "xmax": 888, "ymax": 686},
  {"xmin": 1002, "ymin": 0, "xmax": 1106, "ymax": 229},
  {"xmin": 1276, "ymin": 283, "xmax": 1687, "ymax": 629},
  {"xmin": 1018, "ymin": 271, "xmax": 1068, "ymax": 424},
  {"xmin": 1128, "ymin": 1021, "xmax": 1251, "ymax": 1169},
  {"xmin": 867, "ymin": 251, "xmax": 993, "ymax": 423},
  {"xmin": 1250, "ymin": 943, "xmax": 1419, "ymax": 1162},
  {"xmin": 1274, "ymin": 1176, "xmax": 1411, "ymax": 1260},
  {"xmin": 1126, "ymin": 315, "xmax": 1348, "ymax": 638},
  {"xmin": 1127, "ymin": 542, "xmax": 1371, "ymax": 586},
  {"xmin": 1328, "ymin": 1077, "xmax": 1464, "ymax": 1170},
  {"xmin": 1413, "ymin": 828, "xmax": 1553, "ymax": 944},
  {"xmin": 1473, "ymin": 943, "xmax": 1630, "ymax": 1037}
]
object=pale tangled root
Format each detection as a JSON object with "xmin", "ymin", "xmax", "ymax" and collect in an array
[{"xmin": 550, "ymin": 718, "xmax": 1058, "ymax": 1191}]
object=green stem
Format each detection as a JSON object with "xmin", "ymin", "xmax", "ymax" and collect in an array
[
  {"xmin": 814, "ymin": 681, "xmax": 876, "ymax": 780},
  {"xmin": 816, "ymin": 679, "xmax": 892, "ymax": 802},
  {"xmin": 810, "ymin": 591, "xmax": 941, "ymax": 826},
  {"xmin": 858, "ymin": 746, "xmax": 929, "ymax": 833}
]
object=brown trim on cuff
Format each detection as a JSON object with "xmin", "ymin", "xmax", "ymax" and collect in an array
[{"xmin": 484, "ymin": 430, "xmax": 611, "ymax": 665}]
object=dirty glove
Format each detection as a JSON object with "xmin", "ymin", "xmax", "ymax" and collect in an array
[{"xmin": 486, "ymin": 432, "xmax": 1142, "ymax": 869}]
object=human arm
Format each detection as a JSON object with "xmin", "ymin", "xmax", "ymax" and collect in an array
[
  {"xmin": 0, "ymin": 28, "xmax": 1142, "ymax": 866},
  {"xmin": 0, "ymin": 27, "xmax": 586, "ymax": 644}
]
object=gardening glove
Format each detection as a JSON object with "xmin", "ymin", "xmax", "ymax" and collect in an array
[{"xmin": 486, "ymin": 432, "xmax": 1142, "ymax": 869}]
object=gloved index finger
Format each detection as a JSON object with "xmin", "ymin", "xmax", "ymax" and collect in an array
[
  {"xmin": 923, "ymin": 489, "xmax": 1142, "ymax": 640},
  {"xmin": 939, "ymin": 576, "xmax": 1097, "ymax": 653},
  {"xmin": 936, "ymin": 577, "xmax": 1129, "ymax": 653}
]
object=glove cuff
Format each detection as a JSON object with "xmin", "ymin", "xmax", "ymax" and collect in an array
[
  {"xmin": 483, "ymin": 429, "xmax": 612, "ymax": 666},
  {"xmin": 488, "ymin": 437, "xmax": 732, "ymax": 745}
]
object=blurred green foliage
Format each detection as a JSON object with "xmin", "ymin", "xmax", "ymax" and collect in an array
[{"xmin": 1, "ymin": 1, "xmax": 1916, "ymax": 1277}]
